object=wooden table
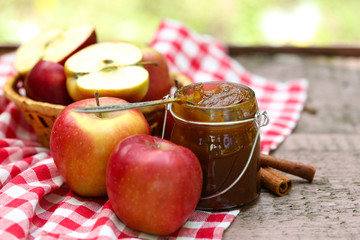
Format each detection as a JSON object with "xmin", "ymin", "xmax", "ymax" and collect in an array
[
  {"xmin": 1, "ymin": 45, "xmax": 359, "ymax": 239},
  {"xmin": 224, "ymin": 48, "xmax": 360, "ymax": 239}
]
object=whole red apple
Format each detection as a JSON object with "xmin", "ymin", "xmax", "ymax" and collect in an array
[
  {"xmin": 50, "ymin": 97, "xmax": 151, "ymax": 197},
  {"xmin": 25, "ymin": 60, "xmax": 73, "ymax": 105},
  {"xmin": 106, "ymin": 134, "xmax": 203, "ymax": 235},
  {"xmin": 141, "ymin": 47, "xmax": 172, "ymax": 101}
]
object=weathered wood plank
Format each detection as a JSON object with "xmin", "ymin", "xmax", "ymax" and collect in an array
[
  {"xmin": 224, "ymin": 54, "xmax": 360, "ymax": 239},
  {"xmin": 225, "ymin": 136, "xmax": 360, "ymax": 239}
]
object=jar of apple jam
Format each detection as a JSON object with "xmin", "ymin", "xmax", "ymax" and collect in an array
[{"xmin": 169, "ymin": 82, "xmax": 269, "ymax": 211}]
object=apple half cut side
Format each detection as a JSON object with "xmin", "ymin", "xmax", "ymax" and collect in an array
[
  {"xmin": 65, "ymin": 42, "xmax": 149, "ymax": 102},
  {"xmin": 14, "ymin": 24, "xmax": 97, "ymax": 76}
]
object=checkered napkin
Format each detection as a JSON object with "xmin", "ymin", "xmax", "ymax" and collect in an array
[{"xmin": 0, "ymin": 19, "xmax": 307, "ymax": 239}]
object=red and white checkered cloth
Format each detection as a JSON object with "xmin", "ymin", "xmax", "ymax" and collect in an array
[{"xmin": 0, "ymin": 19, "xmax": 307, "ymax": 239}]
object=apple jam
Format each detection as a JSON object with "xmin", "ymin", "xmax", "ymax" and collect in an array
[{"xmin": 169, "ymin": 82, "xmax": 261, "ymax": 211}]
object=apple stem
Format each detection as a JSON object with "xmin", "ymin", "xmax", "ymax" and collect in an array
[
  {"xmin": 94, "ymin": 91, "xmax": 103, "ymax": 118},
  {"xmin": 99, "ymin": 62, "xmax": 158, "ymax": 72},
  {"xmin": 137, "ymin": 61, "xmax": 158, "ymax": 67},
  {"xmin": 75, "ymin": 62, "xmax": 160, "ymax": 77},
  {"xmin": 174, "ymin": 78, "xmax": 180, "ymax": 89}
]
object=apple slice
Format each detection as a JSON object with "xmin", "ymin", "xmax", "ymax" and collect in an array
[
  {"xmin": 14, "ymin": 24, "xmax": 97, "ymax": 76},
  {"xmin": 14, "ymin": 28, "xmax": 62, "ymax": 75},
  {"xmin": 65, "ymin": 42, "xmax": 149, "ymax": 102}
]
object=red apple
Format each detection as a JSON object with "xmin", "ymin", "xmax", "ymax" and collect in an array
[
  {"xmin": 106, "ymin": 134, "xmax": 203, "ymax": 235},
  {"xmin": 50, "ymin": 97, "xmax": 151, "ymax": 197},
  {"xmin": 14, "ymin": 24, "xmax": 97, "ymax": 76},
  {"xmin": 24, "ymin": 60, "xmax": 73, "ymax": 105},
  {"xmin": 141, "ymin": 47, "xmax": 172, "ymax": 101}
]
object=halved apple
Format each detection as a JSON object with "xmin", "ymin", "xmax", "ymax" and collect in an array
[
  {"xmin": 14, "ymin": 28, "xmax": 62, "ymax": 75},
  {"xmin": 65, "ymin": 42, "xmax": 149, "ymax": 102},
  {"xmin": 14, "ymin": 24, "xmax": 97, "ymax": 76}
]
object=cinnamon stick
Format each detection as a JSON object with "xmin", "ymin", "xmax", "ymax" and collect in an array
[
  {"xmin": 260, "ymin": 154, "xmax": 316, "ymax": 182},
  {"xmin": 260, "ymin": 167, "xmax": 293, "ymax": 196}
]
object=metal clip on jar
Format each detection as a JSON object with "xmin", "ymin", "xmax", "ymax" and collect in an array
[{"xmin": 168, "ymin": 82, "xmax": 269, "ymax": 211}]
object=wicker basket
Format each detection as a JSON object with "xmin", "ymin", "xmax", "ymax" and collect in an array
[{"xmin": 3, "ymin": 73, "xmax": 192, "ymax": 148}]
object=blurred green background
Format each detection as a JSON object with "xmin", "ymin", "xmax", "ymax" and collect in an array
[{"xmin": 1, "ymin": 0, "xmax": 359, "ymax": 46}]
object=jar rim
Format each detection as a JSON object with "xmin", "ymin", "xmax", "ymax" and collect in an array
[
  {"xmin": 170, "ymin": 81, "xmax": 259, "ymax": 126},
  {"xmin": 174, "ymin": 81, "xmax": 256, "ymax": 110},
  {"xmin": 169, "ymin": 105, "xmax": 259, "ymax": 126}
]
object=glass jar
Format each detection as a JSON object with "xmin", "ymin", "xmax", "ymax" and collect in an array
[{"xmin": 169, "ymin": 82, "xmax": 264, "ymax": 211}]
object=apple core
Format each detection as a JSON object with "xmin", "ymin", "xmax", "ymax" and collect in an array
[{"xmin": 76, "ymin": 66, "xmax": 149, "ymax": 90}]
